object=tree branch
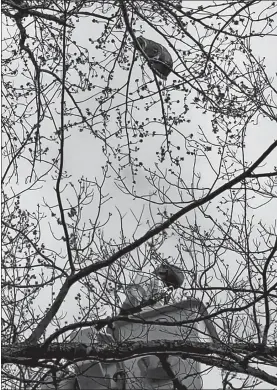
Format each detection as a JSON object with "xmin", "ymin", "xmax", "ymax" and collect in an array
[
  {"xmin": 26, "ymin": 139, "xmax": 277, "ymax": 343},
  {"xmin": 2, "ymin": 1, "xmax": 72, "ymax": 27},
  {"xmin": 2, "ymin": 340, "xmax": 277, "ymax": 386}
]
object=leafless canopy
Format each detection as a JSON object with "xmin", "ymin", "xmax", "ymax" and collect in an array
[{"xmin": 2, "ymin": 1, "xmax": 277, "ymax": 389}]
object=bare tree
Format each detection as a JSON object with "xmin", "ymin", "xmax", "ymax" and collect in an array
[{"xmin": 2, "ymin": 1, "xmax": 277, "ymax": 389}]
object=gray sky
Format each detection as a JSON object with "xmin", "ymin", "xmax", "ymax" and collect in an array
[{"xmin": 2, "ymin": 1, "xmax": 277, "ymax": 388}]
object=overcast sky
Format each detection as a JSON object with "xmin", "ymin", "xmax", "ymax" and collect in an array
[{"xmin": 2, "ymin": 1, "xmax": 277, "ymax": 389}]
